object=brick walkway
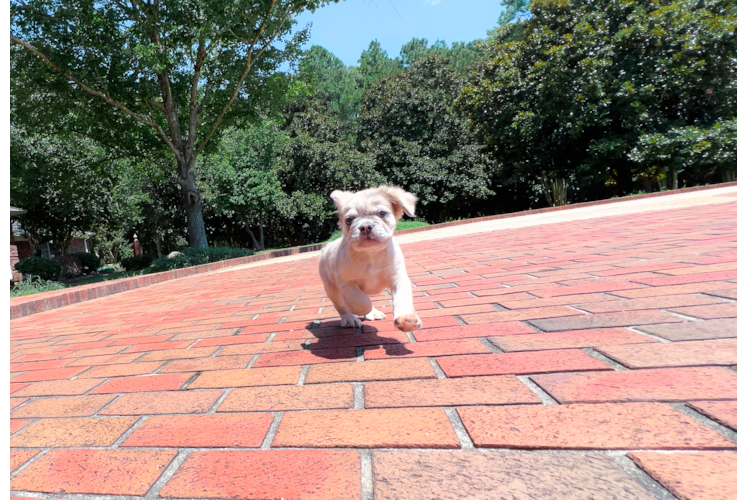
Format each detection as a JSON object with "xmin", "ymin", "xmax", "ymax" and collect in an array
[{"xmin": 10, "ymin": 197, "xmax": 737, "ymax": 499}]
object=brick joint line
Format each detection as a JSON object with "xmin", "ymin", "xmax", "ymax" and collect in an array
[
  {"xmin": 517, "ymin": 375, "xmax": 559, "ymax": 405},
  {"xmin": 610, "ymin": 454, "xmax": 679, "ymax": 500},
  {"xmin": 208, "ymin": 389, "xmax": 231, "ymax": 414},
  {"xmin": 444, "ymin": 406, "xmax": 474, "ymax": 449},
  {"xmin": 582, "ymin": 347, "xmax": 629, "ymax": 371},
  {"xmin": 260, "ymin": 412, "xmax": 284, "ymax": 449},
  {"xmin": 669, "ymin": 402, "xmax": 738, "ymax": 444},
  {"xmin": 429, "ymin": 358, "xmax": 447, "ymax": 379},
  {"xmin": 144, "ymin": 448, "xmax": 189, "ymax": 500},
  {"xmin": 360, "ymin": 449, "xmax": 374, "ymax": 500}
]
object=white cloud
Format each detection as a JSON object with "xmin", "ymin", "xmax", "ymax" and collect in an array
[{"xmin": 424, "ymin": 0, "xmax": 442, "ymax": 5}]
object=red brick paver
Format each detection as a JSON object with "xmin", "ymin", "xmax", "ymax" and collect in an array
[
  {"xmin": 628, "ymin": 452, "xmax": 737, "ymax": 500},
  {"xmin": 532, "ymin": 367, "xmax": 737, "ymax": 403},
  {"xmin": 457, "ymin": 403, "xmax": 735, "ymax": 449},
  {"xmin": 596, "ymin": 339, "xmax": 737, "ymax": 369},
  {"xmin": 373, "ymin": 451, "xmax": 653, "ymax": 500},
  {"xmin": 11, "ymin": 417, "xmax": 139, "ymax": 447},
  {"xmin": 10, "ymin": 449, "xmax": 177, "ymax": 495},
  {"xmin": 8, "ymin": 190, "xmax": 738, "ymax": 499},
  {"xmin": 120, "ymin": 413, "xmax": 274, "ymax": 448},
  {"xmin": 273, "ymin": 408, "xmax": 460, "ymax": 448},
  {"xmin": 687, "ymin": 400, "xmax": 738, "ymax": 430},
  {"xmin": 364, "ymin": 375, "xmax": 541, "ymax": 408},
  {"xmin": 438, "ymin": 349, "xmax": 611, "ymax": 377},
  {"xmin": 160, "ymin": 450, "xmax": 361, "ymax": 500}
]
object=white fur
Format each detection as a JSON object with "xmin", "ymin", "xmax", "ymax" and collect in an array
[{"xmin": 318, "ymin": 186, "xmax": 422, "ymax": 331}]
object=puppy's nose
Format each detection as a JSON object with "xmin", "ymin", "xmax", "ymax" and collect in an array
[{"xmin": 361, "ymin": 224, "xmax": 373, "ymax": 234}]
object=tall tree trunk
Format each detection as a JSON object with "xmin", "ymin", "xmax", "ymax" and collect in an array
[
  {"xmin": 246, "ymin": 226, "xmax": 265, "ymax": 251},
  {"xmin": 177, "ymin": 158, "xmax": 209, "ymax": 249},
  {"xmin": 671, "ymin": 169, "xmax": 679, "ymax": 190}
]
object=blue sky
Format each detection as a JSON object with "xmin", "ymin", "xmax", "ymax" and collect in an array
[{"xmin": 293, "ymin": 0, "xmax": 504, "ymax": 66}]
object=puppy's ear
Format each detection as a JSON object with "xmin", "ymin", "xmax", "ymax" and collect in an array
[
  {"xmin": 378, "ymin": 186, "xmax": 417, "ymax": 220},
  {"xmin": 330, "ymin": 190, "xmax": 354, "ymax": 213}
]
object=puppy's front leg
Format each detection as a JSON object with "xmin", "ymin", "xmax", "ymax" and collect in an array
[
  {"xmin": 321, "ymin": 273, "xmax": 374, "ymax": 328},
  {"xmin": 391, "ymin": 274, "xmax": 422, "ymax": 332}
]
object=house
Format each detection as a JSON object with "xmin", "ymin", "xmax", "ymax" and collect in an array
[{"xmin": 10, "ymin": 206, "xmax": 91, "ymax": 283}]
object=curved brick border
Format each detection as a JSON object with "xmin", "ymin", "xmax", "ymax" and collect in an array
[{"xmin": 9, "ymin": 181, "xmax": 736, "ymax": 320}]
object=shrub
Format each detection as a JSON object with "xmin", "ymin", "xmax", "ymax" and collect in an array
[
  {"xmin": 148, "ymin": 247, "xmax": 253, "ymax": 272},
  {"xmin": 15, "ymin": 256, "xmax": 62, "ymax": 281},
  {"xmin": 10, "ymin": 276, "xmax": 66, "ymax": 297},
  {"xmin": 120, "ymin": 254, "xmax": 154, "ymax": 271},
  {"xmin": 71, "ymin": 252, "xmax": 101, "ymax": 274}
]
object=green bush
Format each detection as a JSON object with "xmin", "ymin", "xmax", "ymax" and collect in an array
[
  {"xmin": 71, "ymin": 252, "xmax": 101, "ymax": 275},
  {"xmin": 14, "ymin": 256, "xmax": 62, "ymax": 281},
  {"xmin": 148, "ymin": 247, "xmax": 253, "ymax": 272},
  {"xmin": 120, "ymin": 254, "xmax": 154, "ymax": 271}
]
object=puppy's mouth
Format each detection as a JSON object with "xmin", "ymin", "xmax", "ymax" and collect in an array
[
  {"xmin": 356, "ymin": 234, "xmax": 384, "ymax": 247},
  {"xmin": 351, "ymin": 229, "xmax": 389, "ymax": 248}
]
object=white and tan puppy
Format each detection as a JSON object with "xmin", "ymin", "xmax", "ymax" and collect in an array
[{"xmin": 318, "ymin": 186, "xmax": 422, "ymax": 332}]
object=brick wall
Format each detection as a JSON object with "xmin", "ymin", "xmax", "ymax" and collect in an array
[{"xmin": 10, "ymin": 243, "xmax": 22, "ymax": 283}]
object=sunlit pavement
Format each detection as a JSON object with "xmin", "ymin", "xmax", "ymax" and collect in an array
[{"xmin": 10, "ymin": 186, "xmax": 737, "ymax": 499}]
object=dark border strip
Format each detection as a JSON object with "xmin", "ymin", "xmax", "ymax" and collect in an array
[{"xmin": 9, "ymin": 181, "xmax": 737, "ymax": 320}]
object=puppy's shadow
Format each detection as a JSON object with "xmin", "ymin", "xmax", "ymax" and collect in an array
[{"xmin": 299, "ymin": 319, "xmax": 414, "ymax": 360}]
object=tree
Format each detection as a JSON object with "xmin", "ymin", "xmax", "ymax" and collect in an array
[
  {"xmin": 400, "ymin": 38, "xmax": 481, "ymax": 75},
  {"xmin": 199, "ymin": 123, "xmax": 289, "ymax": 251},
  {"xmin": 296, "ymin": 45, "xmax": 360, "ymax": 134},
  {"xmin": 357, "ymin": 54, "xmax": 493, "ymax": 222},
  {"xmin": 497, "ymin": 0, "xmax": 531, "ymax": 26},
  {"xmin": 11, "ymin": 0, "xmax": 335, "ymax": 248},
  {"xmin": 354, "ymin": 41, "xmax": 403, "ymax": 91},
  {"xmin": 460, "ymin": 0, "xmax": 737, "ymax": 207},
  {"xmin": 278, "ymin": 100, "xmax": 385, "ymax": 243},
  {"xmin": 629, "ymin": 119, "xmax": 737, "ymax": 190},
  {"xmin": 10, "ymin": 126, "xmax": 118, "ymax": 253}
]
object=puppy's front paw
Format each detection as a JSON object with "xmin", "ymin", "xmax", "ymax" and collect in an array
[
  {"xmin": 394, "ymin": 312, "xmax": 422, "ymax": 332},
  {"xmin": 340, "ymin": 312, "xmax": 362, "ymax": 328},
  {"xmin": 365, "ymin": 307, "xmax": 387, "ymax": 321}
]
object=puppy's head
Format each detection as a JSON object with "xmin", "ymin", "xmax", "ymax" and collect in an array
[{"xmin": 331, "ymin": 186, "xmax": 417, "ymax": 252}]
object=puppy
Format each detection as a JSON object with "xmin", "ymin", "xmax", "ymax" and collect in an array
[{"xmin": 318, "ymin": 186, "xmax": 422, "ymax": 332}]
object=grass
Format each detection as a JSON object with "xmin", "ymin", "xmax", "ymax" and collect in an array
[
  {"xmin": 10, "ymin": 277, "xmax": 66, "ymax": 298},
  {"xmin": 325, "ymin": 219, "xmax": 430, "ymax": 243},
  {"xmin": 61, "ymin": 268, "xmax": 149, "ymax": 288}
]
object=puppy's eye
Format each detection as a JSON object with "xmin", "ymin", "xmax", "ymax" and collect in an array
[
  {"xmin": 345, "ymin": 218, "xmax": 353, "ymax": 226},
  {"xmin": 378, "ymin": 211, "xmax": 388, "ymax": 218}
]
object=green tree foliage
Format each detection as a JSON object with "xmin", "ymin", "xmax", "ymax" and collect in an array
[
  {"xmin": 358, "ymin": 54, "xmax": 493, "ymax": 222},
  {"xmin": 460, "ymin": 0, "xmax": 737, "ymax": 207},
  {"xmin": 629, "ymin": 119, "xmax": 737, "ymax": 190},
  {"xmin": 10, "ymin": 126, "xmax": 117, "ymax": 253},
  {"xmin": 278, "ymin": 101, "xmax": 385, "ymax": 243},
  {"xmin": 11, "ymin": 0, "xmax": 334, "ymax": 248},
  {"xmin": 296, "ymin": 45, "xmax": 360, "ymax": 133},
  {"xmin": 200, "ymin": 123, "xmax": 289, "ymax": 250},
  {"xmin": 355, "ymin": 40, "xmax": 403, "ymax": 89},
  {"xmin": 400, "ymin": 38, "xmax": 482, "ymax": 75}
]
